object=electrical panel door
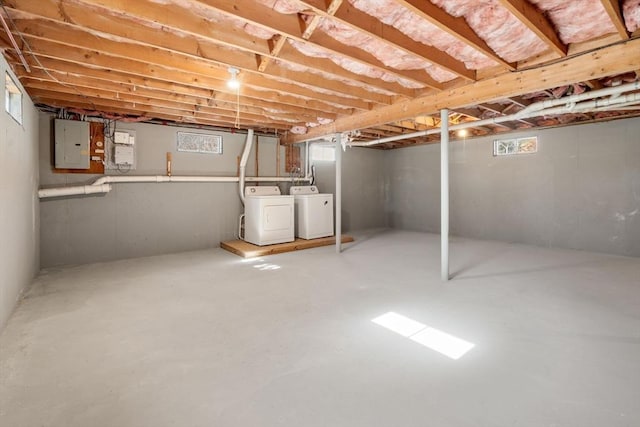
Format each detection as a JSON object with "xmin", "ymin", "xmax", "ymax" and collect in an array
[{"xmin": 54, "ymin": 119, "xmax": 90, "ymax": 169}]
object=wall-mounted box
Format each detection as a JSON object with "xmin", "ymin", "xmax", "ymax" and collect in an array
[
  {"xmin": 114, "ymin": 131, "xmax": 134, "ymax": 145},
  {"xmin": 54, "ymin": 119, "xmax": 90, "ymax": 169},
  {"xmin": 114, "ymin": 145, "xmax": 135, "ymax": 165}
]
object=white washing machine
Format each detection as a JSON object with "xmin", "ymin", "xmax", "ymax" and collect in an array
[
  {"xmin": 243, "ymin": 186, "xmax": 294, "ymax": 246},
  {"xmin": 290, "ymin": 186, "xmax": 334, "ymax": 239}
]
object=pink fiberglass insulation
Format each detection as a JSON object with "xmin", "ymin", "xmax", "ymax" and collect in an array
[
  {"xmin": 316, "ymin": 18, "xmax": 458, "ymax": 82},
  {"xmin": 254, "ymin": 0, "xmax": 306, "ymax": 14},
  {"xmin": 349, "ymin": 0, "xmax": 495, "ymax": 69},
  {"xmin": 274, "ymin": 59, "xmax": 397, "ymax": 95},
  {"xmin": 529, "ymin": 0, "xmax": 616, "ymax": 43},
  {"xmin": 623, "ymin": 0, "xmax": 640, "ymax": 31},
  {"xmin": 251, "ymin": 0, "xmax": 450, "ymax": 84},
  {"xmin": 289, "ymin": 39, "xmax": 426, "ymax": 89},
  {"xmin": 430, "ymin": 0, "xmax": 548, "ymax": 62}
]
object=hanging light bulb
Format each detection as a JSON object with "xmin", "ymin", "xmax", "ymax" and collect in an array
[
  {"xmin": 227, "ymin": 67, "xmax": 240, "ymax": 89},
  {"xmin": 457, "ymin": 129, "xmax": 468, "ymax": 138}
]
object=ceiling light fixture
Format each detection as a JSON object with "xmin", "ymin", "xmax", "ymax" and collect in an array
[
  {"xmin": 227, "ymin": 67, "xmax": 240, "ymax": 90},
  {"xmin": 457, "ymin": 129, "xmax": 468, "ymax": 138}
]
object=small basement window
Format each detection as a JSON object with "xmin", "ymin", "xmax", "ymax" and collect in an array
[
  {"xmin": 5, "ymin": 72, "xmax": 22, "ymax": 125},
  {"xmin": 493, "ymin": 136, "xmax": 537, "ymax": 156},
  {"xmin": 310, "ymin": 143, "xmax": 335, "ymax": 162}
]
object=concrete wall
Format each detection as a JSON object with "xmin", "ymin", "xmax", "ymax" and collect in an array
[
  {"xmin": 0, "ymin": 57, "xmax": 40, "ymax": 330},
  {"xmin": 39, "ymin": 117, "xmax": 288, "ymax": 267},
  {"xmin": 314, "ymin": 146, "xmax": 388, "ymax": 232},
  {"xmin": 387, "ymin": 117, "xmax": 640, "ymax": 257}
]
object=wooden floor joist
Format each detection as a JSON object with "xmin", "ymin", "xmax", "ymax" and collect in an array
[{"xmin": 221, "ymin": 235, "xmax": 355, "ymax": 258}]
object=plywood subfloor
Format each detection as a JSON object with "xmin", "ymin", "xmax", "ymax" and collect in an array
[{"xmin": 220, "ymin": 235, "xmax": 354, "ymax": 258}]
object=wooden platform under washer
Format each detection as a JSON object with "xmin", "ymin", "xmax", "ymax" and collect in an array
[{"xmin": 220, "ymin": 235, "xmax": 354, "ymax": 258}]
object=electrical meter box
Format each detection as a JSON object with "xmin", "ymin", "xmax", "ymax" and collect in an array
[{"xmin": 54, "ymin": 119, "xmax": 90, "ymax": 169}]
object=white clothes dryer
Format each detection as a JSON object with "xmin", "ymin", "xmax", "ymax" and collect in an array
[{"xmin": 243, "ymin": 186, "xmax": 294, "ymax": 246}]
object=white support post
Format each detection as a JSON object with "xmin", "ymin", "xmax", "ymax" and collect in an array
[
  {"xmin": 440, "ymin": 109, "xmax": 449, "ymax": 281},
  {"xmin": 335, "ymin": 133, "xmax": 342, "ymax": 253}
]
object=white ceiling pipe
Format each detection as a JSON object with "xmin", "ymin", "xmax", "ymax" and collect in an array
[
  {"xmin": 39, "ymin": 184, "xmax": 112, "ymax": 199},
  {"xmin": 238, "ymin": 129, "xmax": 254, "ymax": 205},
  {"xmin": 515, "ymin": 81, "xmax": 640, "ymax": 117},
  {"xmin": 526, "ymin": 92, "xmax": 640, "ymax": 117},
  {"xmin": 349, "ymin": 89, "xmax": 640, "ymax": 147},
  {"xmin": 304, "ymin": 80, "xmax": 640, "ymax": 147}
]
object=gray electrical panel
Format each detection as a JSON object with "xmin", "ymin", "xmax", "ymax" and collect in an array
[{"xmin": 54, "ymin": 119, "xmax": 90, "ymax": 169}]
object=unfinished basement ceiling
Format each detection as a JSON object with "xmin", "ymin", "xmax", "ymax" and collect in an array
[{"xmin": 0, "ymin": 0, "xmax": 639, "ymax": 148}]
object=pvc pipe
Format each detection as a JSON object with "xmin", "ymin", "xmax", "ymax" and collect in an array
[
  {"xmin": 39, "ymin": 175, "xmax": 310, "ymax": 199},
  {"xmin": 238, "ymin": 129, "xmax": 255, "ymax": 205},
  {"xmin": 335, "ymin": 133, "xmax": 342, "ymax": 254},
  {"xmin": 440, "ymin": 109, "xmax": 449, "ymax": 282},
  {"xmin": 348, "ymin": 82, "xmax": 640, "ymax": 148},
  {"xmin": 38, "ymin": 184, "xmax": 112, "ymax": 198},
  {"xmin": 516, "ymin": 81, "xmax": 640, "ymax": 116},
  {"xmin": 304, "ymin": 141, "xmax": 311, "ymax": 176}
]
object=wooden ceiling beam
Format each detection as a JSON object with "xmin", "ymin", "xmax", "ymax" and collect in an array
[
  {"xmin": 452, "ymin": 107, "xmax": 513, "ymax": 130},
  {"xmin": 17, "ymin": 55, "xmax": 351, "ymax": 116},
  {"xmin": 7, "ymin": 25, "xmax": 374, "ymax": 112},
  {"xmin": 19, "ymin": 73, "xmax": 322, "ymax": 124},
  {"xmin": 304, "ymin": 30, "xmax": 442, "ymax": 90},
  {"xmin": 395, "ymin": 0, "xmax": 515, "ymax": 70},
  {"xmin": 31, "ymin": 89, "xmax": 292, "ymax": 130},
  {"xmin": 275, "ymin": 43, "xmax": 415, "ymax": 97},
  {"xmin": 496, "ymin": 0, "xmax": 567, "ymax": 57},
  {"xmin": 599, "ymin": 0, "xmax": 630, "ymax": 40},
  {"xmin": 296, "ymin": 0, "xmax": 475, "ymax": 81},
  {"xmin": 12, "ymin": 16, "xmax": 388, "ymax": 107},
  {"xmin": 25, "ymin": 84, "xmax": 303, "ymax": 127},
  {"xmin": 285, "ymin": 36, "xmax": 640, "ymax": 142},
  {"xmin": 35, "ymin": 97, "xmax": 285, "ymax": 130},
  {"xmin": 192, "ymin": 0, "xmax": 442, "ymax": 89},
  {"xmin": 478, "ymin": 102, "xmax": 536, "ymax": 127},
  {"xmin": 36, "ymin": 0, "xmax": 413, "ymax": 96},
  {"xmin": 258, "ymin": 35, "xmax": 288, "ymax": 72}
]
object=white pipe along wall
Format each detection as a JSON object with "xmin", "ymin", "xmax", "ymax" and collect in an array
[
  {"xmin": 39, "ymin": 128, "xmax": 314, "ymax": 199},
  {"xmin": 38, "ymin": 175, "xmax": 311, "ymax": 199}
]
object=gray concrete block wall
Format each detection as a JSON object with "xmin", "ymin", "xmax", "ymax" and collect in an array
[
  {"xmin": 37, "ymin": 113, "xmax": 640, "ymax": 269},
  {"xmin": 39, "ymin": 117, "xmax": 283, "ymax": 267},
  {"xmin": 313, "ymin": 147, "xmax": 388, "ymax": 232},
  {"xmin": 386, "ymin": 117, "xmax": 640, "ymax": 257},
  {"xmin": 0, "ymin": 57, "xmax": 40, "ymax": 330}
]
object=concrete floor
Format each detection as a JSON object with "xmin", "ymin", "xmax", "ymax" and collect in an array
[{"xmin": 1, "ymin": 229, "xmax": 639, "ymax": 427}]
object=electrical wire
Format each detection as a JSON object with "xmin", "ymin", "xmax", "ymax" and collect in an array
[
  {"xmin": 0, "ymin": 0, "xmax": 97, "ymax": 110},
  {"xmin": 234, "ymin": 85, "xmax": 240, "ymax": 129}
]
